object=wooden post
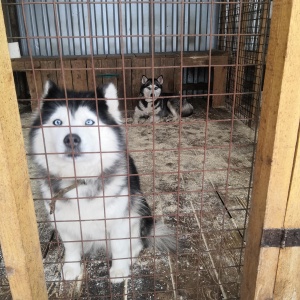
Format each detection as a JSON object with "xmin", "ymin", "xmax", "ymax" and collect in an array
[
  {"xmin": 274, "ymin": 127, "xmax": 300, "ymax": 299},
  {"xmin": 0, "ymin": 6, "xmax": 48, "ymax": 300},
  {"xmin": 212, "ymin": 54, "xmax": 228, "ymax": 108},
  {"xmin": 240, "ymin": 1, "xmax": 300, "ymax": 299}
]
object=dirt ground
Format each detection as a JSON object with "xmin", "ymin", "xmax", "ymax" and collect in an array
[{"xmin": 0, "ymin": 100, "xmax": 256, "ymax": 299}]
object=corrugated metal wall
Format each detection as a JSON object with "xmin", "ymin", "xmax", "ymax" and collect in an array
[{"xmin": 17, "ymin": 0, "xmax": 220, "ymax": 57}]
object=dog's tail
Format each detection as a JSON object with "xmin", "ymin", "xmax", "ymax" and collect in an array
[
  {"xmin": 134, "ymin": 192, "xmax": 178, "ymax": 253},
  {"xmin": 147, "ymin": 222, "xmax": 177, "ymax": 253},
  {"xmin": 181, "ymin": 98, "xmax": 194, "ymax": 117}
]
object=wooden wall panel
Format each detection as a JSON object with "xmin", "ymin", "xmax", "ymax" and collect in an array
[
  {"xmin": 241, "ymin": 1, "xmax": 300, "ymax": 299},
  {"xmin": 0, "ymin": 6, "xmax": 48, "ymax": 299},
  {"xmin": 11, "ymin": 52, "xmax": 228, "ymax": 110}
]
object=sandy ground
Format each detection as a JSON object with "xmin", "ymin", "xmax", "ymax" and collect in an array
[{"xmin": 0, "ymin": 100, "xmax": 256, "ymax": 299}]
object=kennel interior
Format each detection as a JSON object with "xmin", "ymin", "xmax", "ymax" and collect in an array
[{"xmin": 2, "ymin": 1, "xmax": 296, "ymax": 299}]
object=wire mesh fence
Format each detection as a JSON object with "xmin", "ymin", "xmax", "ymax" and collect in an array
[
  {"xmin": 219, "ymin": 0, "xmax": 271, "ymax": 127},
  {"xmin": 1, "ymin": 0, "xmax": 271, "ymax": 299}
]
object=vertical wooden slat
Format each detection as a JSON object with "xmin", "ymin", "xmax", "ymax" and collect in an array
[
  {"xmin": 117, "ymin": 56, "xmax": 132, "ymax": 111},
  {"xmin": 160, "ymin": 56, "xmax": 175, "ymax": 93},
  {"xmin": 173, "ymin": 53, "xmax": 181, "ymax": 95},
  {"xmin": 40, "ymin": 60, "xmax": 58, "ymax": 84},
  {"xmin": 57, "ymin": 59, "xmax": 73, "ymax": 90},
  {"xmin": 25, "ymin": 60, "xmax": 43, "ymax": 110},
  {"xmin": 0, "ymin": 6, "xmax": 47, "ymax": 300},
  {"xmin": 88, "ymin": 57, "xmax": 102, "ymax": 89},
  {"xmin": 101, "ymin": 56, "xmax": 118, "ymax": 86},
  {"xmin": 274, "ymin": 125, "xmax": 300, "ymax": 299},
  {"xmin": 86, "ymin": 58, "xmax": 94, "ymax": 91},
  {"xmin": 145, "ymin": 56, "xmax": 161, "ymax": 78},
  {"xmin": 212, "ymin": 54, "xmax": 228, "ymax": 108},
  {"xmin": 71, "ymin": 59, "xmax": 88, "ymax": 91},
  {"xmin": 241, "ymin": 1, "xmax": 300, "ymax": 299},
  {"xmin": 132, "ymin": 55, "xmax": 146, "ymax": 101}
]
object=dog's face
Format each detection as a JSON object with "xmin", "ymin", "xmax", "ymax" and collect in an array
[
  {"xmin": 30, "ymin": 81, "xmax": 123, "ymax": 177},
  {"xmin": 140, "ymin": 75, "xmax": 163, "ymax": 101}
]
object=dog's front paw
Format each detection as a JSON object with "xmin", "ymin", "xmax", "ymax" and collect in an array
[
  {"xmin": 109, "ymin": 266, "xmax": 130, "ymax": 283},
  {"xmin": 62, "ymin": 262, "xmax": 82, "ymax": 281}
]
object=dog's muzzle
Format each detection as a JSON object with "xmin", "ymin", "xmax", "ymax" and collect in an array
[{"xmin": 63, "ymin": 133, "xmax": 81, "ymax": 157}]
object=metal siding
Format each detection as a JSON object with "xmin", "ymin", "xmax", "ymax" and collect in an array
[{"xmin": 17, "ymin": 0, "xmax": 220, "ymax": 56}]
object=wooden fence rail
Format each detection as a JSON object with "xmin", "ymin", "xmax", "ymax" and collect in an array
[{"xmin": 0, "ymin": 5, "xmax": 48, "ymax": 300}]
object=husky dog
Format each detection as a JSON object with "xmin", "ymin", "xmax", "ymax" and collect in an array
[
  {"xmin": 30, "ymin": 81, "xmax": 176, "ymax": 283},
  {"xmin": 132, "ymin": 75, "xmax": 193, "ymax": 123}
]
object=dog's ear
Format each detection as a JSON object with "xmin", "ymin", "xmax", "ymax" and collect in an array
[
  {"xmin": 141, "ymin": 75, "xmax": 148, "ymax": 84},
  {"xmin": 100, "ymin": 83, "xmax": 122, "ymax": 124},
  {"xmin": 37, "ymin": 80, "xmax": 62, "ymax": 110},
  {"xmin": 157, "ymin": 75, "xmax": 163, "ymax": 85},
  {"xmin": 42, "ymin": 80, "xmax": 61, "ymax": 99}
]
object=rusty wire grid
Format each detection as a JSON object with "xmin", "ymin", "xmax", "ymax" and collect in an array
[
  {"xmin": 1, "ymin": 0, "xmax": 271, "ymax": 299},
  {"xmin": 219, "ymin": 0, "xmax": 271, "ymax": 128}
]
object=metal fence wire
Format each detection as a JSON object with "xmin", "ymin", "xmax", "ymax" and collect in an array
[{"xmin": 1, "ymin": 0, "xmax": 271, "ymax": 299}]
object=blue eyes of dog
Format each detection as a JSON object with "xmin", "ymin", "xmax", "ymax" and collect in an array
[
  {"xmin": 53, "ymin": 119, "xmax": 63, "ymax": 126},
  {"xmin": 147, "ymin": 87, "xmax": 159, "ymax": 90},
  {"xmin": 85, "ymin": 119, "xmax": 95, "ymax": 125},
  {"xmin": 52, "ymin": 119, "xmax": 95, "ymax": 126}
]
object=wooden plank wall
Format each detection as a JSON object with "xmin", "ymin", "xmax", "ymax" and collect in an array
[
  {"xmin": 12, "ymin": 54, "xmax": 182, "ymax": 111},
  {"xmin": 0, "ymin": 5, "xmax": 48, "ymax": 299},
  {"xmin": 11, "ymin": 51, "xmax": 228, "ymax": 111},
  {"xmin": 240, "ymin": 0, "xmax": 300, "ymax": 299}
]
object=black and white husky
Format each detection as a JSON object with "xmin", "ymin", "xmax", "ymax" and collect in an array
[
  {"xmin": 132, "ymin": 75, "xmax": 193, "ymax": 123},
  {"xmin": 30, "ymin": 81, "xmax": 176, "ymax": 283}
]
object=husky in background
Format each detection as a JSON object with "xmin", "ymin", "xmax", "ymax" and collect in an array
[
  {"xmin": 30, "ymin": 81, "xmax": 176, "ymax": 283},
  {"xmin": 132, "ymin": 75, "xmax": 193, "ymax": 123}
]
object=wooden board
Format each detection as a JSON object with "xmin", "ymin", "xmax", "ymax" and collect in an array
[
  {"xmin": 25, "ymin": 60, "xmax": 43, "ymax": 110},
  {"xmin": 212, "ymin": 55, "xmax": 228, "ymax": 108},
  {"xmin": 274, "ymin": 126, "xmax": 300, "ymax": 299},
  {"xmin": 131, "ymin": 55, "xmax": 146, "ymax": 102},
  {"xmin": 71, "ymin": 59, "xmax": 88, "ymax": 91},
  {"xmin": 116, "ymin": 56, "xmax": 133, "ymax": 111},
  {"xmin": 56, "ymin": 59, "xmax": 73, "ymax": 90},
  {"xmin": 0, "ymin": 6, "xmax": 48, "ymax": 299},
  {"xmin": 159, "ymin": 56, "xmax": 176, "ymax": 93},
  {"xmin": 11, "ymin": 51, "xmax": 229, "ymax": 111},
  {"xmin": 240, "ymin": 1, "xmax": 300, "ymax": 299}
]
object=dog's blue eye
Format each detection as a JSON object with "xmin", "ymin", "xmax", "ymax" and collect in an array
[
  {"xmin": 154, "ymin": 87, "xmax": 158, "ymax": 90},
  {"xmin": 53, "ymin": 119, "xmax": 62, "ymax": 126},
  {"xmin": 85, "ymin": 119, "xmax": 95, "ymax": 125}
]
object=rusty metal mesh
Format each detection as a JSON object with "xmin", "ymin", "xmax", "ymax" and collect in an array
[{"xmin": 1, "ymin": 1, "xmax": 271, "ymax": 299}]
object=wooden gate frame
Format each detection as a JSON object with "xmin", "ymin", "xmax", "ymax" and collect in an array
[
  {"xmin": 0, "ymin": 4, "xmax": 48, "ymax": 300},
  {"xmin": 0, "ymin": 1, "xmax": 299, "ymax": 299},
  {"xmin": 241, "ymin": 0, "xmax": 300, "ymax": 299}
]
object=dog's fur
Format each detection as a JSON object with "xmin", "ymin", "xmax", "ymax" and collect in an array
[
  {"xmin": 133, "ymin": 75, "xmax": 193, "ymax": 123},
  {"xmin": 30, "ymin": 81, "xmax": 176, "ymax": 282}
]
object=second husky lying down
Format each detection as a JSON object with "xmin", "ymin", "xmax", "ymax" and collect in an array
[
  {"xmin": 30, "ymin": 81, "xmax": 176, "ymax": 282},
  {"xmin": 133, "ymin": 75, "xmax": 194, "ymax": 123}
]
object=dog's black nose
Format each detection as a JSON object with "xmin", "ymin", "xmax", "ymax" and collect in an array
[{"xmin": 63, "ymin": 134, "xmax": 81, "ymax": 148}]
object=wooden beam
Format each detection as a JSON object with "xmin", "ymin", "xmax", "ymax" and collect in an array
[
  {"xmin": 212, "ymin": 54, "xmax": 228, "ymax": 107},
  {"xmin": 274, "ymin": 125, "xmax": 300, "ymax": 299},
  {"xmin": 240, "ymin": 1, "xmax": 300, "ymax": 299},
  {"xmin": 10, "ymin": 51, "xmax": 229, "ymax": 71},
  {"xmin": 0, "ymin": 6, "xmax": 48, "ymax": 300}
]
